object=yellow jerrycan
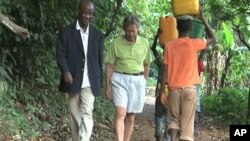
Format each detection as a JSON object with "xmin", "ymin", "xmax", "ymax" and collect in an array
[
  {"xmin": 157, "ymin": 83, "xmax": 169, "ymax": 109},
  {"xmin": 172, "ymin": 0, "xmax": 199, "ymax": 16},
  {"xmin": 159, "ymin": 16, "xmax": 178, "ymax": 46}
]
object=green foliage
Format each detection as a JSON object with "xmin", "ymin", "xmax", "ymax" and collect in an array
[
  {"xmin": 202, "ymin": 88, "xmax": 248, "ymax": 125},
  {"xmin": 0, "ymin": 87, "xmax": 40, "ymax": 139},
  {"xmin": 94, "ymin": 96, "xmax": 115, "ymax": 123},
  {"xmin": 226, "ymin": 50, "xmax": 250, "ymax": 87},
  {"xmin": 0, "ymin": 82, "xmax": 69, "ymax": 140},
  {"xmin": 0, "ymin": 0, "xmax": 249, "ymax": 139},
  {"xmin": 147, "ymin": 77, "xmax": 158, "ymax": 87},
  {"xmin": 222, "ymin": 22, "xmax": 235, "ymax": 48}
]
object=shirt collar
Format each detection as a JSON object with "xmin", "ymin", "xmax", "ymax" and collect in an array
[
  {"xmin": 123, "ymin": 35, "xmax": 142, "ymax": 45},
  {"xmin": 76, "ymin": 20, "xmax": 89, "ymax": 34}
]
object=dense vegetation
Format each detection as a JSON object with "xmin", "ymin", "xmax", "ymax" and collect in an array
[{"xmin": 0, "ymin": 0, "xmax": 249, "ymax": 140}]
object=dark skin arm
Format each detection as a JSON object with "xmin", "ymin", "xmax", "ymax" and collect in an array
[
  {"xmin": 151, "ymin": 28, "xmax": 169, "ymax": 100},
  {"xmin": 159, "ymin": 64, "xmax": 167, "ymax": 95},
  {"xmin": 199, "ymin": 10, "xmax": 217, "ymax": 46},
  {"xmin": 151, "ymin": 28, "xmax": 162, "ymax": 68},
  {"xmin": 199, "ymin": 50, "xmax": 206, "ymax": 61}
]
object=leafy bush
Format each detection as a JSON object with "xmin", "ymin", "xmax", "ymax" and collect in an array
[
  {"xmin": 0, "ymin": 82, "xmax": 69, "ymax": 140},
  {"xmin": 0, "ymin": 86, "xmax": 40, "ymax": 140},
  {"xmin": 202, "ymin": 88, "xmax": 248, "ymax": 125},
  {"xmin": 94, "ymin": 96, "xmax": 115, "ymax": 123}
]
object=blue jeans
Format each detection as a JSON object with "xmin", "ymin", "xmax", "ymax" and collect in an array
[
  {"xmin": 196, "ymin": 85, "xmax": 201, "ymax": 112},
  {"xmin": 155, "ymin": 96, "xmax": 171, "ymax": 141},
  {"xmin": 195, "ymin": 85, "xmax": 202, "ymax": 136}
]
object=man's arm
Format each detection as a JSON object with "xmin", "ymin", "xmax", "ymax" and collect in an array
[
  {"xmin": 56, "ymin": 30, "xmax": 73, "ymax": 84},
  {"xmin": 199, "ymin": 10, "xmax": 216, "ymax": 46},
  {"xmin": 144, "ymin": 63, "xmax": 150, "ymax": 80},
  {"xmin": 159, "ymin": 64, "xmax": 167, "ymax": 95},
  {"xmin": 99, "ymin": 33, "xmax": 104, "ymax": 88},
  {"xmin": 151, "ymin": 28, "xmax": 161, "ymax": 68},
  {"xmin": 105, "ymin": 63, "xmax": 114, "ymax": 100}
]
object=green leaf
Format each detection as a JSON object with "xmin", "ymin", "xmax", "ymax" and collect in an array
[
  {"xmin": 222, "ymin": 22, "xmax": 235, "ymax": 48},
  {"xmin": 34, "ymin": 33, "xmax": 39, "ymax": 41}
]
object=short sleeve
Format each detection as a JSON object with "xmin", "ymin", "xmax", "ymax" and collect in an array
[
  {"xmin": 144, "ymin": 40, "xmax": 151, "ymax": 64},
  {"xmin": 193, "ymin": 38, "xmax": 207, "ymax": 51},
  {"xmin": 104, "ymin": 43, "xmax": 116, "ymax": 64}
]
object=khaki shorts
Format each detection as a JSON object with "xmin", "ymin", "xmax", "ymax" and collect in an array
[{"xmin": 168, "ymin": 86, "xmax": 197, "ymax": 141}]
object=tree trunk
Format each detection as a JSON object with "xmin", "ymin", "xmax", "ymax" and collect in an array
[
  {"xmin": 213, "ymin": 50, "xmax": 219, "ymax": 91},
  {"xmin": 206, "ymin": 50, "xmax": 214, "ymax": 95},
  {"xmin": 219, "ymin": 50, "xmax": 234, "ymax": 92}
]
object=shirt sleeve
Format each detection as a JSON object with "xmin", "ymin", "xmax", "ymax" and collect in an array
[
  {"xmin": 144, "ymin": 40, "xmax": 151, "ymax": 64},
  {"xmin": 104, "ymin": 43, "xmax": 116, "ymax": 64},
  {"xmin": 193, "ymin": 38, "xmax": 207, "ymax": 51}
]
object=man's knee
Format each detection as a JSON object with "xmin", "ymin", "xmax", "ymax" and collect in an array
[
  {"xmin": 116, "ymin": 107, "xmax": 127, "ymax": 119},
  {"xmin": 125, "ymin": 113, "xmax": 135, "ymax": 124}
]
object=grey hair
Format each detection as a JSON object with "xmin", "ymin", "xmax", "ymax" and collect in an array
[{"xmin": 123, "ymin": 15, "xmax": 140, "ymax": 29}]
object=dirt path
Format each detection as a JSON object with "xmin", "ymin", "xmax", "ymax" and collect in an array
[
  {"xmin": 131, "ymin": 96, "xmax": 155, "ymax": 141},
  {"xmin": 37, "ymin": 94, "xmax": 230, "ymax": 141},
  {"xmin": 129, "ymin": 95, "xmax": 230, "ymax": 141}
]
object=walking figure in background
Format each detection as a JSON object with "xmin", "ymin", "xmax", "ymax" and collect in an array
[
  {"xmin": 151, "ymin": 29, "xmax": 171, "ymax": 141},
  {"xmin": 160, "ymin": 10, "xmax": 216, "ymax": 141},
  {"xmin": 194, "ymin": 51, "xmax": 206, "ymax": 137}
]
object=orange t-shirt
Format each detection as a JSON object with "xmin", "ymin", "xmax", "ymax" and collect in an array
[{"xmin": 163, "ymin": 37, "xmax": 207, "ymax": 88}]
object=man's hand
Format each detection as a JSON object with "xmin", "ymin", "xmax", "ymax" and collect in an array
[
  {"xmin": 160, "ymin": 87, "xmax": 169, "ymax": 109},
  {"xmin": 198, "ymin": 8, "xmax": 205, "ymax": 21},
  {"xmin": 63, "ymin": 72, "xmax": 73, "ymax": 84},
  {"xmin": 105, "ymin": 85, "xmax": 112, "ymax": 101}
]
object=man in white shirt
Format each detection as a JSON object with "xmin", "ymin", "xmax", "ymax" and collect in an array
[{"xmin": 56, "ymin": 0, "xmax": 104, "ymax": 141}]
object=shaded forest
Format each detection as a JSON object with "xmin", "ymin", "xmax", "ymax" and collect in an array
[{"xmin": 0, "ymin": 0, "xmax": 249, "ymax": 140}]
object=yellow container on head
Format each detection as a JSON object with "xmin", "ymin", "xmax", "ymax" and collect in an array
[
  {"xmin": 159, "ymin": 16, "xmax": 178, "ymax": 46},
  {"xmin": 172, "ymin": 0, "xmax": 199, "ymax": 16}
]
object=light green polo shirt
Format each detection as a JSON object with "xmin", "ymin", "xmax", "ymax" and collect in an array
[{"xmin": 105, "ymin": 35, "xmax": 151, "ymax": 73}]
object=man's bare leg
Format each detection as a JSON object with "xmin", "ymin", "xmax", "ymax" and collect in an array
[
  {"xmin": 124, "ymin": 113, "xmax": 136, "ymax": 141},
  {"xmin": 169, "ymin": 128, "xmax": 179, "ymax": 141},
  {"xmin": 115, "ymin": 107, "xmax": 127, "ymax": 141}
]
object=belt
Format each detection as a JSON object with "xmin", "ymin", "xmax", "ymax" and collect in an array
[{"xmin": 115, "ymin": 71, "xmax": 144, "ymax": 76}]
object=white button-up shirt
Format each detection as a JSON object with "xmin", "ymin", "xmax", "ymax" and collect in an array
[{"xmin": 76, "ymin": 20, "xmax": 90, "ymax": 88}]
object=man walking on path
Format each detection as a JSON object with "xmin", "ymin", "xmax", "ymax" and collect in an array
[
  {"xmin": 160, "ymin": 10, "xmax": 216, "ymax": 141},
  {"xmin": 151, "ymin": 28, "xmax": 171, "ymax": 141},
  {"xmin": 56, "ymin": 0, "xmax": 104, "ymax": 141},
  {"xmin": 105, "ymin": 15, "xmax": 151, "ymax": 141}
]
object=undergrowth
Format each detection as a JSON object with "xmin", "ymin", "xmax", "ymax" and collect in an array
[
  {"xmin": 202, "ymin": 88, "xmax": 248, "ymax": 126},
  {"xmin": 0, "ymin": 83, "xmax": 114, "ymax": 140}
]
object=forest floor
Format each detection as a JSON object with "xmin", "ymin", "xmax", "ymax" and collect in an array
[
  {"xmin": 0, "ymin": 89, "xmax": 230, "ymax": 141},
  {"xmin": 39, "ymin": 90, "xmax": 229, "ymax": 141}
]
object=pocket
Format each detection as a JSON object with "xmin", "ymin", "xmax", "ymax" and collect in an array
[
  {"xmin": 111, "ymin": 73, "xmax": 116, "ymax": 82},
  {"xmin": 136, "ymin": 75, "xmax": 146, "ymax": 87},
  {"xmin": 111, "ymin": 72, "xmax": 120, "ymax": 84}
]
